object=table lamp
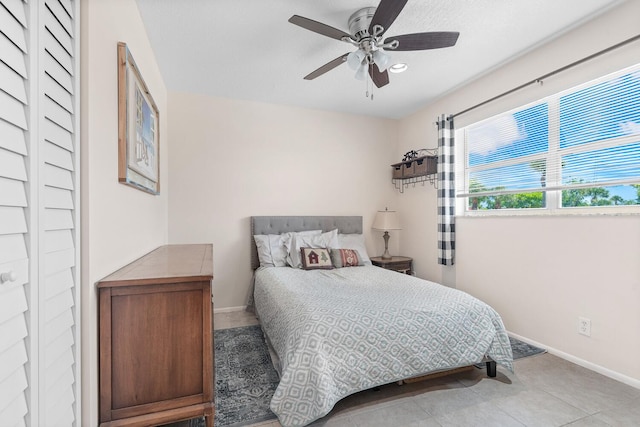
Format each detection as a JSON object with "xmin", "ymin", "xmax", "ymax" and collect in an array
[{"xmin": 372, "ymin": 208, "xmax": 401, "ymax": 259}]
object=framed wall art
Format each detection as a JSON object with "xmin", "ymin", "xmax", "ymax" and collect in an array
[{"xmin": 118, "ymin": 42, "xmax": 160, "ymax": 194}]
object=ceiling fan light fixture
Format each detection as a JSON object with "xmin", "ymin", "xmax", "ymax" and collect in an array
[
  {"xmin": 389, "ymin": 63, "xmax": 408, "ymax": 73},
  {"xmin": 372, "ymin": 50, "xmax": 391, "ymax": 71},
  {"xmin": 347, "ymin": 50, "xmax": 366, "ymax": 70}
]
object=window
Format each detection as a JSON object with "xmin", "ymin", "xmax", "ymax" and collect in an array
[{"xmin": 460, "ymin": 64, "xmax": 640, "ymax": 213}]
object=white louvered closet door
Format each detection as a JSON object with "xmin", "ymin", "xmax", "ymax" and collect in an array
[
  {"xmin": 0, "ymin": 0, "xmax": 80, "ymax": 426},
  {"xmin": 0, "ymin": 0, "xmax": 31, "ymax": 424}
]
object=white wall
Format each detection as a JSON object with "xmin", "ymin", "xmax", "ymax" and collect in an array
[
  {"xmin": 168, "ymin": 92, "xmax": 399, "ymax": 308},
  {"xmin": 456, "ymin": 216, "xmax": 640, "ymax": 379},
  {"xmin": 398, "ymin": 1, "xmax": 640, "ymax": 384},
  {"xmin": 80, "ymin": 0, "xmax": 169, "ymax": 424}
]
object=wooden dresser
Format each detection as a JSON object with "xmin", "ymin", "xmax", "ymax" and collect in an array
[{"xmin": 98, "ymin": 244, "xmax": 214, "ymax": 427}]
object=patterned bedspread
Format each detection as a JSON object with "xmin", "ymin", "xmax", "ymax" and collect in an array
[{"xmin": 253, "ymin": 266, "xmax": 513, "ymax": 427}]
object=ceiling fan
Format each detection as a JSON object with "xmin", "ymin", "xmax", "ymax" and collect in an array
[{"xmin": 289, "ymin": 0, "xmax": 459, "ymax": 90}]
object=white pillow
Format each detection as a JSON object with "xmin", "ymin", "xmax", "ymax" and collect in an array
[
  {"xmin": 287, "ymin": 229, "xmax": 339, "ymax": 268},
  {"xmin": 254, "ymin": 234, "xmax": 275, "ymax": 267},
  {"xmin": 336, "ymin": 233, "xmax": 372, "ymax": 266},
  {"xmin": 254, "ymin": 230, "xmax": 321, "ymax": 268}
]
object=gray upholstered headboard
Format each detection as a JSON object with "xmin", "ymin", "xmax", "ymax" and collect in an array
[{"xmin": 250, "ymin": 216, "xmax": 363, "ymax": 269}]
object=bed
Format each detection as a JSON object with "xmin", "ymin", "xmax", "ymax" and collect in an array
[{"xmin": 250, "ymin": 216, "xmax": 513, "ymax": 427}]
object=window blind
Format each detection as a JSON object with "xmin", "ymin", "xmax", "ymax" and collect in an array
[{"xmin": 459, "ymin": 64, "xmax": 640, "ymax": 200}]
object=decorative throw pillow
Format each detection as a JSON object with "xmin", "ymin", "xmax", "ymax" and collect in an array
[
  {"xmin": 330, "ymin": 248, "xmax": 363, "ymax": 268},
  {"xmin": 336, "ymin": 233, "xmax": 372, "ymax": 265},
  {"xmin": 288, "ymin": 229, "xmax": 339, "ymax": 268},
  {"xmin": 300, "ymin": 247, "xmax": 333, "ymax": 270}
]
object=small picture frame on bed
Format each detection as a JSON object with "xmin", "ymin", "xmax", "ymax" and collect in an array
[
  {"xmin": 300, "ymin": 247, "xmax": 333, "ymax": 270},
  {"xmin": 117, "ymin": 42, "xmax": 160, "ymax": 195}
]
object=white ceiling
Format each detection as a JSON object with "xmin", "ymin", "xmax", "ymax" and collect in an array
[{"xmin": 135, "ymin": 0, "xmax": 621, "ymax": 119}]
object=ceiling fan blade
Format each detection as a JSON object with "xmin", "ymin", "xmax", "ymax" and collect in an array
[
  {"xmin": 368, "ymin": 0, "xmax": 408, "ymax": 36},
  {"xmin": 384, "ymin": 32, "xmax": 460, "ymax": 51},
  {"xmin": 289, "ymin": 15, "xmax": 351, "ymax": 41},
  {"xmin": 304, "ymin": 54, "xmax": 349, "ymax": 80},
  {"xmin": 369, "ymin": 64, "xmax": 390, "ymax": 88}
]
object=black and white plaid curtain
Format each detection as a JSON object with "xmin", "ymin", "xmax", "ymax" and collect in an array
[{"xmin": 437, "ymin": 114, "xmax": 455, "ymax": 266}]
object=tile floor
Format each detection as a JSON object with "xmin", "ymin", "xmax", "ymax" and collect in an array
[{"xmin": 214, "ymin": 311, "xmax": 640, "ymax": 427}]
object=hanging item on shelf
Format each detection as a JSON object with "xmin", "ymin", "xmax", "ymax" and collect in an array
[
  {"xmin": 392, "ymin": 148, "xmax": 438, "ymax": 193},
  {"xmin": 402, "ymin": 148, "xmax": 435, "ymax": 162},
  {"xmin": 402, "ymin": 150, "xmax": 419, "ymax": 162}
]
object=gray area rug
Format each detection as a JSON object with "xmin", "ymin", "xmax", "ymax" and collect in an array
[
  {"xmin": 508, "ymin": 336, "xmax": 546, "ymax": 360},
  {"xmin": 214, "ymin": 325, "xmax": 279, "ymax": 427},
  {"xmin": 475, "ymin": 336, "xmax": 546, "ymax": 369},
  {"xmin": 184, "ymin": 327, "xmax": 545, "ymax": 427}
]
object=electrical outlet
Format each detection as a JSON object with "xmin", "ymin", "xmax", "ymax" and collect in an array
[{"xmin": 578, "ymin": 317, "xmax": 591, "ymax": 337}]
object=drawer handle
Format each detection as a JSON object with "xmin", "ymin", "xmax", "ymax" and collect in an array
[{"xmin": 1, "ymin": 271, "xmax": 17, "ymax": 284}]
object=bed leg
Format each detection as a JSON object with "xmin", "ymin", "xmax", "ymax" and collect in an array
[{"xmin": 486, "ymin": 360, "xmax": 497, "ymax": 377}]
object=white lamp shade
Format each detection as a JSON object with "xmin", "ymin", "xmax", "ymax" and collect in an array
[
  {"xmin": 347, "ymin": 50, "xmax": 365, "ymax": 71},
  {"xmin": 372, "ymin": 210, "xmax": 401, "ymax": 231},
  {"xmin": 372, "ymin": 50, "xmax": 391, "ymax": 71},
  {"xmin": 354, "ymin": 63, "xmax": 368, "ymax": 81}
]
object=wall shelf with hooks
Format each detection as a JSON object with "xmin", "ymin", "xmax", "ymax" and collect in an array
[{"xmin": 391, "ymin": 151, "xmax": 438, "ymax": 193}]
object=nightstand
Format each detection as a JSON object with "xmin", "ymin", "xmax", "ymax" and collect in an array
[{"xmin": 371, "ymin": 256, "xmax": 413, "ymax": 274}]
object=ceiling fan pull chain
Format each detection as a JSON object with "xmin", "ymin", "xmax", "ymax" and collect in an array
[
  {"xmin": 365, "ymin": 73, "xmax": 369, "ymax": 98},
  {"xmin": 369, "ymin": 75, "xmax": 374, "ymax": 101},
  {"xmin": 363, "ymin": 72, "xmax": 372, "ymax": 100}
]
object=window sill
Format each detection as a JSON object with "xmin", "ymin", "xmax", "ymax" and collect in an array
[{"xmin": 459, "ymin": 207, "xmax": 640, "ymax": 218}]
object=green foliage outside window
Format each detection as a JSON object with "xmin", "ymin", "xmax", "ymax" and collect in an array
[
  {"xmin": 562, "ymin": 183, "xmax": 640, "ymax": 207},
  {"xmin": 469, "ymin": 182, "xmax": 640, "ymax": 210},
  {"xmin": 468, "ymin": 179, "xmax": 544, "ymax": 210}
]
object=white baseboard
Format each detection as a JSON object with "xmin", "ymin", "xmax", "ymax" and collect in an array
[
  {"xmin": 508, "ymin": 331, "xmax": 640, "ymax": 390},
  {"xmin": 213, "ymin": 305, "xmax": 247, "ymax": 314}
]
